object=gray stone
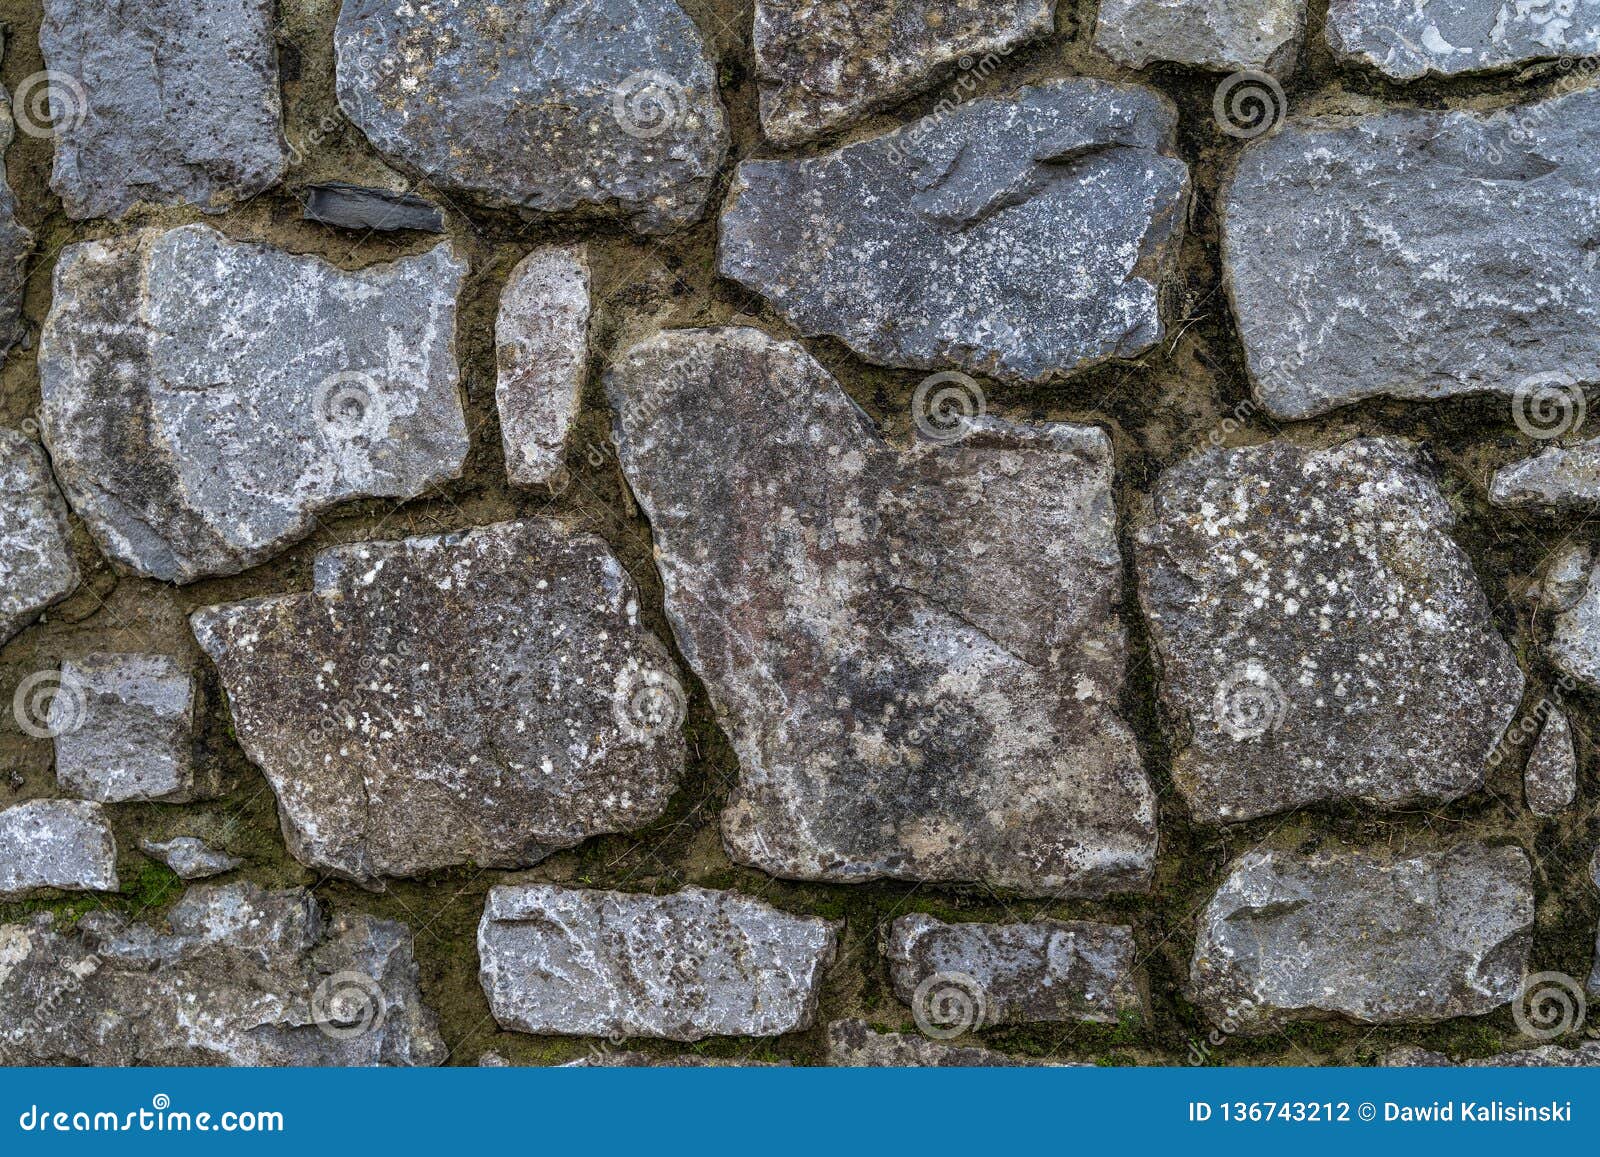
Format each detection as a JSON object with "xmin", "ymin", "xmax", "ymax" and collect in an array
[
  {"xmin": 39, "ymin": 224, "xmax": 468, "ymax": 584},
  {"xmin": 1525, "ymin": 708, "xmax": 1578, "ymax": 817},
  {"xmin": 754, "ymin": 0, "xmax": 1055, "ymax": 145},
  {"xmin": 1190, "ymin": 843, "xmax": 1533, "ymax": 1033},
  {"xmin": 478, "ymin": 884, "xmax": 839, "ymax": 1040},
  {"xmin": 1590, "ymin": 847, "xmax": 1600, "ymax": 997},
  {"xmin": 1133, "ymin": 439, "xmax": 1524, "ymax": 824},
  {"xmin": 607, "ymin": 327, "xmax": 1156, "ymax": 897},
  {"xmin": 0, "ymin": 800, "xmax": 117, "ymax": 899},
  {"xmin": 52, "ymin": 653, "xmax": 203, "ymax": 804},
  {"xmin": 39, "ymin": 0, "xmax": 287, "ymax": 220},
  {"xmin": 334, "ymin": 0, "xmax": 728, "ymax": 236},
  {"xmin": 0, "ymin": 36, "xmax": 33, "ymax": 363},
  {"xmin": 1543, "ymin": 544, "xmax": 1600, "ymax": 693},
  {"xmin": 1095, "ymin": 0, "xmax": 1306, "ymax": 74},
  {"xmin": 562, "ymin": 1051, "xmax": 785, "ymax": 1067},
  {"xmin": 0, "ymin": 882, "xmax": 444, "ymax": 1065},
  {"xmin": 190, "ymin": 519, "xmax": 686, "ymax": 887},
  {"xmin": 497, "ymin": 246, "xmax": 589, "ymax": 488},
  {"xmin": 302, "ymin": 183, "xmax": 445, "ymax": 234},
  {"xmin": 1385, "ymin": 1043, "xmax": 1600, "ymax": 1067},
  {"xmin": 826, "ymin": 1019, "xmax": 1067, "ymax": 1066},
  {"xmin": 1224, "ymin": 88, "xmax": 1600, "ymax": 420},
  {"xmin": 1327, "ymin": 0, "xmax": 1600, "ymax": 79},
  {"xmin": 1491, "ymin": 438, "xmax": 1600, "ymax": 511},
  {"xmin": 718, "ymin": 80, "xmax": 1189, "ymax": 384},
  {"xmin": 0, "ymin": 429, "xmax": 79, "ymax": 646},
  {"xmin": 140, "ymin": 837, "xmax": 242, "ymax": 880},
  {"xmin": 886, "ymin": 914, "xmax": 1139, "ymax": 1027}
]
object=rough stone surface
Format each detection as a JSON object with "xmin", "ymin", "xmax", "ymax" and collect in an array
[
  {"xmin": 334, "ymin": 0, "xmax": 728, "ymax": 236},
  {"xmin": 0, "ymin": 883, "xmax": 444, "ymax": 1065},
  {"xmin": 302, "ymin": 183, "xmax": 445, "ymax": 233},
  {"xmin": 1190, "ymin": 843, "xmax": 1533, "ymax": 1032},
  {"xmin": 1224, "ymin": 88, "xmax": 1600, "ymax": 420},
  {"xmin": 607, "ymin": 327, "xmax": 1156, "ymax": 896},
  {"xmin": 39, "ymin": 0, "xmax": 287, "ymax": 220},
  {"xmin": 1590, "ymin": 847, "xmax": 1600, "ymax": 997},
  {"xmin": 1543, "ymin": 544, "xmax": 1600, "ymax": 693},
  {"xmin": 497, "ymin": 246, "xmax": 589, "ymax": 488},
  {"xmin": 191, "ymin": 519, "xmax": 686, "ymax": 886},
  {"xmin": 1327, "ymin": 0, "xmax": 1600, "ymax": 79},
  {"xmin": 1491, "ymin": 438, "xmax": 1600, "ymax": 511},
  {"xmin": 1134, "ymin": 438, "xmax": 1524, "ymax": 824},
  {"xmin": 39, "ymin": 224, "xmax": 469, "ymax": 584},
  {"xmin": 826, "ymin": 1019, "xmax": 1064, "ymax": 1066},
  {"xmin": 562, "ymin": 1051, "xmax": 784, "ymax": 1067},
  {"xmin": 1386, "ymin": 1043, "xmax": 1600, "ymax": 1067},
  {"xmin": 753, "ymin": 0, "xmax": 1056, "ymax": 145},
  {"xmin": 140, "ymin": 836, "xmax": 242, "ymax": 880},
  {"xmin": 478, "ymin": 884, "xmax": 839, "ymax": 1041},
  {"xmin": 886, "ymin": 914, "xmax": 1139, "ymax": 1026},
  {"xmin": 1095, "ymin": 0, "xmax": 1306, "ymax": 74},
  {"xmin": 0, "ymin": 39, "xmax": 33, "ymax": 363},
  {"xmin": 52, "ymin": 653, "xmax": 201, "ymax": 803},
  {"xmin": 0, "ymin": 800, "xmax": 118, "ymax": 899},
  {"xmin": 719, "ymin": 80, "xmax": 1189, "ymax": 384},
  {"xmin": 0, "ymin": 428, "xmax": 79, "ymax": 646},
  {"xmin": 1525, "ymin": 708, "xmax": 1578, "ymax": 817}
]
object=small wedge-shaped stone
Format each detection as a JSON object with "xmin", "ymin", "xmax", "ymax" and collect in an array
[
  {"xmin": 1096, "ymin": 0, "xmax": 1306, "ymax": 74},
  {"xmin": 191, "ymin": 520, "xmax": 685, "ymax": 886},
  {"xmin": 497, "ymin": 246, "xmax": 588, "ymax": 487},
  {"xmin": 1491, "ymin": 438, "xmax": 1600, "ymax": 511},
  {"xmin": 1525, "ymin": 708, "xmax": 1578, "ymax": 817},
  {"xmin": 302, "ymin": 183, "xmax": 445, "ymax": 234},
  {"xmin": 886, "ymin": 914, "xmax": 1139, "ymax": 1026},
  {"xmin": 608, "ymin": 327, "xmax": 1156, "ymax": 896},
  {"xmin": 719, "ymin": 80, "xmax": 1189, "ymax": 383},
  {"xmin": 1190, "ymin": 843, "xmax": 1532, "ymax": 1033},
  {"xmin": 754, "ymin": 0, "xmax": 1056, "ymax": 144},
  {"xmin": 1134, "ymin": 439, "xmax": 1523, "ymax": 823},
  {"xmin": 478, "ymin": 884, "xmax": 839, "ymax": 1041},
  {"xmin": 53, "ymin": 653, "xmax": 203, "ymax": 803},
  {"xmin": 0, "ymin": 882, "xmax": 444, "ymax": 1065},
  {"xmin": 1544, "ymin": 544, "xmax": 1600, "ymax": 693},
  {"xmin": 0, "ymin": 429, "xmax": 78, "ymax": 646},
  {"xmin": 0, "ymin": 799, "xmax": 117, "ymax": 899},
  {"xmin": 826, "ymin": 1019, "xmax": 1066, "ymax": 1066},
  {"xmin": 1225, "ymin": 89, "xmax": 1600, "ymax": 420},
  {"xmin": 140, "ymin": 836, "xmax": 241, "ymax": 880},
  {"xmin": 334, "ymin": 0, "xmax": 728, "ymax": 235},
  {"xmin": 39, "ymin": 225, "xmax": 468, "ymax": 583},
  {"xmin": 1328, "ymin": 0, "xmax": 1600, "ymax": 79}
]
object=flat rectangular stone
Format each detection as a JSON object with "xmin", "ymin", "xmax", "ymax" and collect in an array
[
  {"xmin": 0, "ymin": 799, "xmax": 118, "ymax": 899},
  {"xmin": 53, "ymin": 652, "xmax": 200, "ymax": 803}
]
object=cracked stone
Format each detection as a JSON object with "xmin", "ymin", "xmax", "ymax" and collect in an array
[
  {"xmin": 0, "ymin": 799, "xmax": 118, "ymax": 899},
  {"xmin": 140, "ymin": 836, "xmax": 242, "ymax": 880},
  {"xmin": 301, "ymin": 183, "xmax": 445, "ymax": 234},
  {"xmin": 754, "ymin": 0, "xmax": 1056, "ymax": 145},
  {"xmin": 1543, "ymin": 544, "xmax": 1600, "ymax": 693},
  {"xmin": 52, "ymin": 653, "xmax": 205, "ymax": 804},
  {"xmin": 39, "ymin": 0, "xmax": 287, "ymax": 220},
  {"xmin": 190, "ymin": 519, "xmax": 687, "ymax": 887},
  {"xmin": 1095, "ymin": 0, "xmax": 1306, "ymax": 74},
  {"xmin": 334, "ymin": 0, "xmax": 728, "ymax": 236},
  {"xmin": 0, "ymin": 882, "xmax": 444, "ymax": 1065},
  {"xmin": 826, "ymin": 1019, "xmax": 1067, "ymax": 1066},
  {"xmin": 1133, "ymin": 438, "xmax": 1524, "ymax": 824},
  {"xmin": 0, "ymin": 428, "xmax": 79, "ymax": 646},
  {"xmin": 478, "ymin": 884, "xmax": 839, "ymax": 1040},
  {"xmin": 39, "ymin": 224, "xmax": 469, "ymax": 584},
  {"xmin": 1327, "ymin": 0, "xmax": 1600, "ymax": 79},
  {"xmin": 1224, "ymin": 88, "xmax": 1600, "ymax": 420},
  {"xmin": 497, "ymin": 245, "xmax": 588, "ymax": 488},
  {"xmin": 718, "ymin": 79, "xmax": 1189, "ymax": 383},
  {"xmin": 1491, "ymin": 437, "xmax": 1600, "ymax": 511},
  {"xmin": 1525, "ymin": 708, "xmax": 1578, "ymax": 817},
  {"xmin": 607, "ymin": 327, "xmax": 1156, "ymax": 896},
  {"xmin": 1190, "ymin": 843, "xmax": 1533, "ymax": 1033}
]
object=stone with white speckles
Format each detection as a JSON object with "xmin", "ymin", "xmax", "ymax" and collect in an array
[
  {"xmin": 607, "ymin": 327, "xmax": 1156, "ymax": 896},
  {"xmin": 1190, "ymin": 843, "xmax": 1533, "ymax": 1032},
  {"xmin": 1543, "ymin": 544, "xmax": 1600, "ymax": 694},
  {"xmin": 38, "ymin": 224, "xmax": 469, "ymax": 584},
  {"xmin": 1134, "ymin": 438, "xmax": 1524, "ymax": 824},
  {"xmin": 1327, "ymin": 0, "xmax": 1600, "ymax": 79},
  {"xmin": 478, "ymin": 884, "xmax": 839, "ymax": 1040},
  {"xmin": 0, "ymin": 799, "xmax": 118, "ymax": 899},
  {"xmin": 1525, "ymin": 708, "xmax": 1577, "ymax": 817},
  {"xmin": 826, "ymin": 1019, "xmax": 1070, "ymax": 1066},
  {"xmin": 140, "ymin": 836, "xmax": 242, "ymax": 880},
  {"xmin": 189, "ymin": 519, "xmax": 686, "ymax": 887},
  {"xmin": 1385, "ymin": 1043, "xmax": 1600, "ymax": 1067},
  {"xmin": 53, "ymin": 653, "xmax": 206, "ymax": 804},
  {"xmin": 719, "ymin": 79, "xmax": 1189, "ymax": 384},
  {"xmin": 1491, "ymin": 437, "xmax": 1600, "ymax": 510},
  {"xmin": 0, "ymin": 429, "xmax": 79, "ymax": 647},
  {"xmin": 1095, "ymin": 0, "xmax": 1306, "ymax": 74},
  {"xmin": 0, "ymin": 33, "xmax": 33, "ymax": 364},
  {"xmin": 1225, "ymin": 89, "xmax": 1600, "ymax": 420},
  {"xmin": 496, "ymin": 245, "xmax": 588, "ymax": 488}
]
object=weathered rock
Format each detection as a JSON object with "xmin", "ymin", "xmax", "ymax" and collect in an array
[
  {"xmin": 52, "ymin": 653, "xmax": 202, "ymax": 804},
  {"xmin": 1224, "ymin": 88, "xmax": 1600, "ymax": 420},
  {"xmin": 826, "ymin": 1019, "xmax": 1066, "ymax": 1066},
  {"xmin": 1327, "ymin": 0, "xmax": 1600, "ymax": 79},
  {"xmin": 607, "ymin": 327, "xmax": 1156, "ymax": 896},
  {"xmin": 1590, "ymin": 847, "xmax": 1600, "ymax": 997},
  {"xmin": 886, "ymin": 914, "xmax": 1139, "ymax": 1027},
  {"xmin": 0, "ymin": 429, "xmax": 79, "ymax": 646},
  {"xmin": 39, "ymin": 0, "xmax": 287, "ymax": 220},
  {"xmin": 39, "ymin": 224, "xmax": 469, "ymax": 583},
  {"xmin": 0, "ymin": 800, "xmax": 117, "ymax": 899},
  {"xmin": 1190, "ymin": 843, "xmax": 1533, "ymax": 1033},
  {"xmin": 0, "ymin": 36, "xmax": 33, "ymax": 363},
  {"xmin": 753, "ymin": 0, "xmax": 1056, "ymax": 144},
  {"xmin": 334, "ymin": 0, "xmax": 728, "ymax": 236},
  {"xmin": 1386, "ymin": 1043, "xmax": 1600, "ymax": 1067},
  {"xmin": 1544, "ymin": 544, "xmax": 1600, "ymax": 693},
  {"xmin": 0, "ymin": 882, "xmax": 444, "ymax": 1065},
  {"xmin": 719, "ymin": 80, "xmax": 1189, "ymax": 383},
  {"xmin": 302, "ymin": 183, "xmax": 445, "ymax": 233},
  {"xmin": 190, "ymin": 519, "xmax": 686, "ymax": 886},
  {"xmin": 478, "ymin": 884, "xmax": 839, "ymax": 1040},
  {"xmin": 497, "ymin": 246, "xmax": 589, "ymax": 488},
  {"xmin": 1525, "ymin": 708, "xmax": 1578, "ymax": 817},
  {"xmin": 562, "ymin": 1051, "xmax": 785, "ymax": 1067},
  {"xmin": 1095, "ymin": 0, "xmax": 1306, "ymax": 74},
  {"xmin": 140, "ymin": 836, "xmax": 242, "ymax": 880},
  {"xmin": 1491, "ymin": 438, "xmax": 1600, "ymax": 511},
  {"xmin": 1133, "ymin": 439, "xmax": 1523, "ymax": 824}
]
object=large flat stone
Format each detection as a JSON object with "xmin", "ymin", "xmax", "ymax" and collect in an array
[
  {"xmin": 190, "ymin": 519, "xmax": 686, "ymax": 887},
  {"xmin": 1096, "ymin": 0, "xmax": 1306, "ymax": 74},
  {"xmin": 53, "ymin": 653, "xmax": 203, "ymax": 803},
  {"xmin": 1328, "ymin": 0, "xmax": 1600, "ymax": 79},
  {"xmin": 497, "ymin": 245, "xmax": 588, "ymax": 488},
  {"xmin": 0, "ymin": 799, "xmax": 118, "ymax": 899},
  {"xmin": 0, "ymin": 429, "xmax": 79, "ymax": 646},
  {"xmin": 607, "ymin": 327, "xmax": 1155, "ymax": 896},
  {"xmin": 719, "ymin": 80, "xmax": 1189, "ymax": 384},
  {"xmin": 826, "ymin": 1019, "xmax": 1064, "ymax": 1066},
  {"xmin": 1133, "ymin": 438, "xmax": 1524, "ymax": 824},
  {"xmin": 478, "ymin": 884, "xmax": 839, "ymax": 1040},
  {"xmin": 39, "ymin": 225, "xmax": 468, "ymax": 583}
]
